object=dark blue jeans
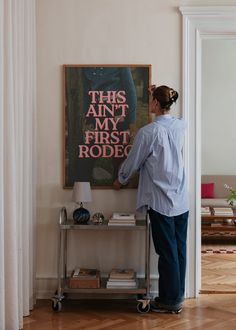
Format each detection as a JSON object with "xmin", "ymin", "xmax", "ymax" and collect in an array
[{"xmin": 148, "ymin": 208, "xmax": 189, "ymax": 306}]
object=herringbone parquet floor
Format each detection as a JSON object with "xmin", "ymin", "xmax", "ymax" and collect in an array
[
  {"xmin": 201, "ymin": 241, "xmax": 236, "ymax": 292},
  {"xmin": 24, "ymin": 295, "xmax": 236, "ymax": 330},
  {"xmin": 202, "ymin": 253, "xmax": 236, "ymax": 292}
]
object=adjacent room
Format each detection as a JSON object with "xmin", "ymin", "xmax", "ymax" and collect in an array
[{"xmin": 201, "ymin": 39, "xmax": 236, "ymax": 293}]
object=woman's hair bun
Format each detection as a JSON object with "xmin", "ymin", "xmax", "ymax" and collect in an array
[{"xmin": 169, "ymin": 89, "xmax": 178, "ymax": 103}]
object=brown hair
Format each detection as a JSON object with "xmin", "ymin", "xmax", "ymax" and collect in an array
[{"xmin": 152, "ymin": 85, "xmax": 178, "ymax": 112}]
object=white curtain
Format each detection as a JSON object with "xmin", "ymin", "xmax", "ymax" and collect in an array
[{"xmin": 0, "ymin": 0, "xmax": 36, "ymax": 329}]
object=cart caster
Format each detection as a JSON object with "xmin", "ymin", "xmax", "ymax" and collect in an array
[
  {"xmin": 51, "ymin": 299, "xmax": 62, "ymax": 312},
  {"xmin": 54, "ymin": 290, "xmax": 67, "ymax": 298},
  {"xmin": 137, "ymin": 300, "xmax": 151, "ymax": 314}
]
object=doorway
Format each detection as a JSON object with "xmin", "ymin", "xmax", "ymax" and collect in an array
[
  {"xmin": 180, "ymin": 6, "xmax": 236, "ymax": 297},
  {"xmin": 201, "ymin": 39, "xmax": 236, "ymax": 292}
]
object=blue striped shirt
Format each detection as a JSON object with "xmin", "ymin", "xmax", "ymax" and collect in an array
[{"xmin": 118, "ymin": 114, "xmax": 189, "ymax": 216}]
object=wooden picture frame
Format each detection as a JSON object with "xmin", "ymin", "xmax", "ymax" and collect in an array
[{"xmin": 63, "ymin": 64, "xmax": 151, "ymax": 188}]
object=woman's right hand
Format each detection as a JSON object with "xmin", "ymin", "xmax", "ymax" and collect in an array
[
  {"xmin": 113, "ymin": 179, "xmax": 122, "ymax": 190},
  {"xmin": 148, "ymin": 85, "xmax": 156, "ymax": 95}
]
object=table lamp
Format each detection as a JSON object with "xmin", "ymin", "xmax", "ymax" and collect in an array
[{"xmin": 72, "ymin": 182, "xmax": 92, "ymax": 224}]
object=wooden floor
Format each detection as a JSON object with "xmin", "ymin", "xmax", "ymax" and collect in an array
[
  {"xmin": 202, "ymin": 253, "xmax": 236, "ymax": 292},
  {"xmin": 24, "ymin": 241, "xmax": 236, "ymax": 329},
  {"xmin": 201, "ymin": 241, "xmax": 236, "ymax": 292},
  {"xmin": 24, "ymin": 295, "xmax": 236, "ymax": 330}
]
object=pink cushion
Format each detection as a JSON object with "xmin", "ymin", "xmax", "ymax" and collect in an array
[{"xmin": 201, "ymin": 183, "xmax": 214, "ymax": 198}]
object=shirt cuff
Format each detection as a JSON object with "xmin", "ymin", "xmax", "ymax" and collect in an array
[{"xmin": 118, "ymin": 173, "xmax": 129, "ymax": 185}]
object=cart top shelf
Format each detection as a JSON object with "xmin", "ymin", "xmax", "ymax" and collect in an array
[{"xmin": 59, "ymin": 219, "xmax": 147, "ymax": 230}]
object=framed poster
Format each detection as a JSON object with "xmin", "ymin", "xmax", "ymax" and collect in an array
[{"xmin": 64, "ymin": 64, "xmax": 151, "ymax": 188}]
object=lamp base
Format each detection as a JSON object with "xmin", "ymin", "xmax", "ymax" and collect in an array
[{"xmin": 73, "ymin": 206, "xmax": 90, "ymax": 224}]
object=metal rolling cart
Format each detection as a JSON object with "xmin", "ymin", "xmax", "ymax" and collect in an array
[{"xmin": 52, "ymin": 207, "xmax": 151, "ymax": 313}]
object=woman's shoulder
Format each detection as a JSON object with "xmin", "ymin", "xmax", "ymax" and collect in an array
[
  {"xmin": 139, "ymin": 121, "xmax": 159, "ymax": 134},
  {"xmin": 135, "ymin": 122, "xmax": 162, "ymax": 141},
  {"xmin": 170, "ymin": 116, "xmax": 187, "ymax": 129},
  {"xmin": 177, "ymin": 117, "xmax": 187, "ymax": 128}
]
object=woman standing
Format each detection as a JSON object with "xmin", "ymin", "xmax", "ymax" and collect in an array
[{"xmin": 114, "ymin": 85, "xmax": 189, "ymax": 312}]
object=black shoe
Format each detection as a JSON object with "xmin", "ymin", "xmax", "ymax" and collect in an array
[
  {"xmin": 154, "ymin": 296, "xmax": 184, "ymax": 305},
  {"xmin": 151, "ymin": 302, "xmax": 182, "ymax": 314}
]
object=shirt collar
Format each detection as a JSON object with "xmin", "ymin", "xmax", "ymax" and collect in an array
[{"xmin": 154, "ymin": 114, "xmax": 172, "ymax": 122}]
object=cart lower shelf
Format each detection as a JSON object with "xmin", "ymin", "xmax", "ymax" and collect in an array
[
  {"xmin": 62, "ymin": 277, "xmax": 147, "ymax": 294},
  {"xmin": 52, "ymin": 278, "xmax": 151, "ymax": 313}
]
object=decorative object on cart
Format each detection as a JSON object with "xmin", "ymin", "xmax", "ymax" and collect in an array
[
  {"xmin": 91, "ymin": 212, "xmax": 105, "ymax": 225},
  {"xmin": 224, "ymin": 184, "xmax": 236, "ymax": 207},
  {"xmin": 108, "ymin": 212, "xmax": 136, "ymax": 226},
  {"xmin": 72, "ymin": 181, "xmax": 92, "ymax": 223},
  {"xmin": 106, "ymin": 268, "xmax": 137, "ymax": 288},
  {"xmin": 69, "ymin": 268, "xmax": 101, "ymax": 289}
]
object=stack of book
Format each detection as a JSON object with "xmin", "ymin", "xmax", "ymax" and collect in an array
[
  {"xmin": 201, "ymin": 206, "xmax": 211, "ymax": 215},
  {"xmin": 69, "ymin": 268, "xmax": 100, "ymax": 288},
  {"xmin": 108, "ymin": 213, "xmax": 136, "ymax": 226},
  {"xmin": 106, "ymin": 268, "xmax": 137, "ymax": 288},
  {"xmin": 212, "ymin": 207, "xmax": 234, "ymax": 216}
]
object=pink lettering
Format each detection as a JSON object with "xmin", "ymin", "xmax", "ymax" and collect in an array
[
  {"xmin": 113, "ymin": 144, "xmax": 124, "ymax": 158},
  {"xmin": 102, "ymin": 145, "xmax": 114, "ymax": 158},
  {"xmin": 95, "ymin": 117, "xmax": 120, "ymax": 131},
  {"xmin": 124, "ymin": 144, "xmax": 132, "ymax": 156},
  {"xmin": 97, "ymin": 104, "xmax": 115, "ymax": 117},
  {"xmin": 84, "ymin": 131, "xmax": 94, "ymax": 144},
  {"xmin": 88, "ymin": 91, "xmax": 99, "ymax": 103},
  {"xmin": 107, "ymin": 91, "xmax": 117, "ymax": 104},
  {"xmin": 90, "ymin": 145, "xmax": 102, "ymax": 158},
  {"xmin": 78, "ymin": 144, "xmax": 133, "ymax": 158},
  {"xmin": 97, "ymin": 131, "xmax": 110, "ymax": 144},
  {"xmin": 110, "ymin": 131, "xmax": 120, "ymax": 144},
  {"xmin": 119, "ymin": 131, "xmax": 130, "ymax": 144},
  {"xmin": 78, "ymin": 145, "xmax": 90, "ymax": 158},
  {"xmin": 109, "ymin": 117, "xmax": 120, "ymax": 130},
  {"xmin": 116, "ymin": 90, "xmax": 126, "ymax": 103},
  {"xmin": 118, "ymin": 104, "xmax": 129, "ymax": 117},
  {"xmin": 86, "ymin": 104, "xmax": 97, "ymax": 117}
]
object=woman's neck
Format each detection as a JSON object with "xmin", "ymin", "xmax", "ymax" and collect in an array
[{"xmin": 156, "ymin": 110, "xmax": 170, "ymax": 116}]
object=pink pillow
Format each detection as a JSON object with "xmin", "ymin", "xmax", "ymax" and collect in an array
[{"xmin": 201, "ymin": 183, "xmax": 214, "ymax": 198}]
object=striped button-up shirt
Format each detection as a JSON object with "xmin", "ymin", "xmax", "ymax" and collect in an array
[{"xmin": 118, "ymin": 114, "xmax": 189, "ymax": 216}]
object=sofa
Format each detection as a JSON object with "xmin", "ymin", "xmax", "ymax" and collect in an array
[{"xmin": 201, "ymin": 175, "xmax": 236, "ymax": 247}]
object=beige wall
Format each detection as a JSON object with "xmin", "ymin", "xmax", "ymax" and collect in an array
[
  {"xmin": 36, "ymin": 0, "xmax": 236, "ymax": 297},
  {"xmin": 202, "ymin": 39, "xmax": 236, "ymax": 175}
]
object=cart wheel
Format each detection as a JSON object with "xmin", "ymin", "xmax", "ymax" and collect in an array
[
  {"xmin": 137, "ymin": 301, "xmax": 150, "ymax": 314},
  {"xmin": 54, "ymin": 290, "xmax": 67, "ymax": 298},
  {"xmin": 52, "ymin": 299, "xmax": 62, "ymax": 312}
]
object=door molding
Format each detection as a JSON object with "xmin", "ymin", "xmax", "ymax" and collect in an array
[{"xmin": 179, "ymin": 6, "xmax": 236, "ymax": 297}]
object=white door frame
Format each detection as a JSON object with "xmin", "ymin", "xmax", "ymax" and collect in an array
[{"xmin": 179, "ymin": 6, "xmax": 236, "ymax": 297}]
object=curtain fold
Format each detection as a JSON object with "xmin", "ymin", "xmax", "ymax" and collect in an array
[{"xmin": 0, "ymin": 0, "xmax": 36, "ymax": 329}]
